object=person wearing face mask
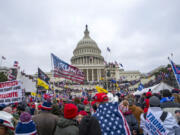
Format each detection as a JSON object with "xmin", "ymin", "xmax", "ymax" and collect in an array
[
  {"xmin": 119, "ymin": 100, "xmax": 139, "ymax": 135},
  {"xmin": 175, "ymin": 110, "xmax": 180, "ymax": 126}
]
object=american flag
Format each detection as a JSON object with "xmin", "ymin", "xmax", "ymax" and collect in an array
[
  {"xmin": 93, "ymin": 102, "xmax": 131, "ymax": 135},
  {"xmin": 51, "ymin": 53, "xmax": 85, "ymax": 84},
  {"xmin": 107, "ymin": 47, "xmax": 111, "ymax": 52},
  {"xmin": 119, "ymin": 63, "xmax": 123, "ymax": 68},
  {"xmin": 13, "ymin": 61, "xmax": 19, "ymax": 68},
  {"xmin": 169, "ymin": 58, "xmax": 180, "ymax": 86},
  {"xmin": 170, "ymin": 59, "xmax": 180, "ymax": 74},
  {"xmin": 2, "ymin": 56, "xmax": 6, "ymax": 60},
  {"xmin": 8, "ymin": 69, "xmax": 16, "ymax": 81}
]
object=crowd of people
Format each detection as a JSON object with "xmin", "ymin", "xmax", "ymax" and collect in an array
[{"xmin": 0, "ymin": 89, "xmax": 180, "ymax": 135}]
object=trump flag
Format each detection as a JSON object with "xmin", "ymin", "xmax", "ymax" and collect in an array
[{"xmin": 51, "ymin": 53, "xmax": 85, "ymax": 84}]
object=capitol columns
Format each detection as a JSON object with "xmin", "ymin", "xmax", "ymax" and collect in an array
[
  {"xmin": 86, "ymin": 69, "xmax": 89, "ymax": 82},
  {"xmin": 92, "ymin": 69, "xmax": 94, "ymax": 82},
  {"xmin": 97, "ymin": 69, "xmax": 99, "ymax": 82}
]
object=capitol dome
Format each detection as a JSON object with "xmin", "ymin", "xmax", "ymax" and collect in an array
[
  {"xmin": 71, "ymin": 25, "xmax": 105, "ymax": 82},
  {"xmin": 71, "ymin": 25, "xmax": 104, "ymax": 65}
]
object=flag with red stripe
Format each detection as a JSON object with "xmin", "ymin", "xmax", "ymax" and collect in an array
[
  {"xmin": 93, "ymin": 102, "xmax": 131, "ymax": 135},
  {"xmin": 13, "ymin": 61, "xmax": 19, "ymax": 68},
  {"xmin": 8, "ymin": 68, "xmax": 17, "ymax": 81},
  {"xmin": 51, "ymin": 53, "xmax": 85, "ymax": 84}
]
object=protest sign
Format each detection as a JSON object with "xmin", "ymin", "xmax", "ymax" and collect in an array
[
  {"xmin": 0, "ymin": 80, "xmax": 23, "ymax": 104},
  {"xmin": 145, "ymin": 109, "xmax": 167, "ymax": 135}
]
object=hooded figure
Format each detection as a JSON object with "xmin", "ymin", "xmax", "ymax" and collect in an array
[
  {"xmin": 54, "ymin": 103, "xmax": 79, "ymax": 135},
  {"xmin": 32, "ymin": 101, "xmax": 59, "ymax": 135},
  {"xmin": 93, "ymin": 93, "xmax": 131, "ymax": 135},
  {"xmin": 140, "ymin": 96, "xmax": 180, "ymax": 135}
]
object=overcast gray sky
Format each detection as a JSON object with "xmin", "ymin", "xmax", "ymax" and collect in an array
[{"xmin": 0, "ymin": 0, "xmax": 180, "ymax": 74}]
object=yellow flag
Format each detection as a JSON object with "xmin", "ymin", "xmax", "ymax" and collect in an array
[
  {"xmin": 95, "ymin": 86, "xmax": 108, "ymax": 93},
  {"xmin": 37, "ymin": 78, "xmax": 49, "ymax": 90},
  {"xmin": 31, "ymin": 92, "xmax": 36, "ymax": 96}
]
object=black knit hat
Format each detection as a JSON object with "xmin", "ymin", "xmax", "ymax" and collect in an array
[{"xmin": 149, "ymin": 96, "xmax": 160, "ymax": 107}]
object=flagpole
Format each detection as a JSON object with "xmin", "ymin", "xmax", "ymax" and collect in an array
[
  {"xmin": 0, "ymin": 56, "xmax": 4, "ymax": 67},
  {"xmin": 51, "ymin": 54, "xmax": 55, "ymax": 94},
  {"xmin": 171, "ymin": 53, "xmax": 173, "ymax": 61},
  {"xmin": 0, "ymin": 58, "xmax": 2, "ymax": 67},
  {"xmin": 168, "ymin": 57, "xmax": 180, "ymax": 89}
]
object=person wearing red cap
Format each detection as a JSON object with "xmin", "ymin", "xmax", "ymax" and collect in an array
[
  {"xmin": 76, "ymin": 111, "xmax": 88, "ymax": 123},
  {"xmin": 78, "ymin": 93, "xmax": 108, "ymax": 135},
  {"xmin": 83, "ymin": 99, "xmax": 89, "ymax": 105},
  {"xmin": 93, "ymin": 93, "xmax": 108, "ymax": 107},
  {"xmin": 143, "ymin": 92, "xmax": 152, "ymax": 113},
  {"xmin": 90, "ymin": 93, "xmax": 109, "ymax": 114},
  {"xmin": 54, "ymin": 103, "xmax": 79, "ymax": 135}
]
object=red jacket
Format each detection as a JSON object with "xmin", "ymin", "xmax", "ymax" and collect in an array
[{"xmin": 144, "ymin": 99, "xmax": 149, "ymax": 113}]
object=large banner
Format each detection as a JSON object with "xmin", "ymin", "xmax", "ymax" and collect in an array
[
  {"xmin": 51, "ymin": 53, "xmax": 85, "ymax": 84},
  {"xmin": 0, "ymin": 81, "xmax": 23, "ymax": 104},
  {"xmin": 144, "ymin": 109, "xmax": 167, "ymax": 135}
]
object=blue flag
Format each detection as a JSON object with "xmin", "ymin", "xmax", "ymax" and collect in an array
[
  {"xmin": 169, "ymin": 59, "xmax": 180, "ymax": 87},
  {"xmin": 107, "ymin": 47, "xmax": 111, "ymax": 52},
  {"xmin": 138, "ymin": 83, "xmax": 144, "ymax": 91},
  {"xmin": 111, "ymin": 79, "xmax": 116, "ymax": 83}
]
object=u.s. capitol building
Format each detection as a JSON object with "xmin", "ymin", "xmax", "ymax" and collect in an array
[{"xmin": 71, "ymin": 25, "xmax": 105, "ymax": 82}]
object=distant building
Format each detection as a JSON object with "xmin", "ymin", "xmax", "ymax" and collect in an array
[{"xmin": 119, "ymin": 70, "xmax": 141, "ymax": 81}]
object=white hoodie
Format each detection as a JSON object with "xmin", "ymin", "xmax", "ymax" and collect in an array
[{"xmin": 140, "ymin": 107, "xmax": 180, "ymax": 135}]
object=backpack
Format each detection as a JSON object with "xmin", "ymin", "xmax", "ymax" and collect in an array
[{"xmin": 144, "ymin": 111, "xmax": 168, "ymax": 122}]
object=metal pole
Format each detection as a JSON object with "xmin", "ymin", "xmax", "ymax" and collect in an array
[
  {"xmin": 51, "ymin": 54, "xmax": 55, "ymax": 94},
  {"xmin": 0, "ymin": 58, "xmax": 3, "ymax": 67}
]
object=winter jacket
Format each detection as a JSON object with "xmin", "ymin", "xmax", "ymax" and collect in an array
[
  {"xmin": 124, "ymin": 111, "xmax": 139, "ymax": 133},
  {"xmin": 140, "ymin": 107, "xmax": 180, "ymax": 135},
  {"xmin": 79, "ymin": 116, "xmax": 101, "ymax": 135},
  {"xmin": 129, "ymin": 105, "xmax": 144, "ymax": 134},
  {"xmin": 160, "ymin": 100, "xmax": 180, "ymax": 118},
  {"xmin": 54, "ymin": 117, "xmax": 79, "ymax": 135},
  {"xmin": 32, "ymin": 111, "xmax": 59, "ymax": 135},
  {"xmin": 144, "ymin": 99, "xmax": 150, "ymax": 113}
]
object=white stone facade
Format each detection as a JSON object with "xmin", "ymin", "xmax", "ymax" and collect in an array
[
  {"xmin": 71, "ymin": 25, "xmax": 105, "ymax": 82},
  {"xmin": 119, "ymin": 70, "xmax": 141, "ymax": 81}
]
